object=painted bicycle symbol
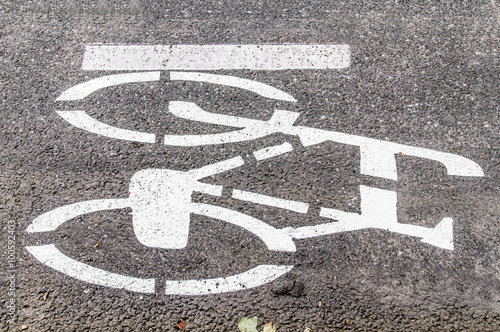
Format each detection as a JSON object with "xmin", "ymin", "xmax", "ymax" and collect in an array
[{"xmin": 26, "ymin": 70, "xmax": 484, "ymax": 295}]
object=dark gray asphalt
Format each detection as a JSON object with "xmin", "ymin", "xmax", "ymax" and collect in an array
[{"xmin": 1, "ymin": 1, "xmax": 499, "ymax": 331}]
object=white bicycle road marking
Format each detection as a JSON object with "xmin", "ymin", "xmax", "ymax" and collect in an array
[
  {"xmin": 56, "ymin": 72, "xmax": 161, "ymax": 101},
  {"xmin": 232, "ymin": 188, "xmax": 309, "ymax": 214},
  {"xmin": 28, "ymin": 53, "xmax": 485, "ymax": 295},
  {"xmin": 164, "ymin": 265, "xmax": 294, "ymax": 296},
  {"xmin": 26, "ymin": 244, "xmax": 156, "ymax": 293},
  {"xmin": 253, "ymin": 142, "xmax": 294, "ymax": 161},
  {"xmin": 82, "ymin": 45, "xmax": 351, "ymax": 71},
  {"xmin": 26, "ymin": 158, "xmax": 454, "ymax": 251},
  {"xmin": 170, "ymin": 71, "xmax": 297, "ymax": 102},
  {"xmin": 27, "ymin": 150, "xmax": 460, "ymax": 295}
]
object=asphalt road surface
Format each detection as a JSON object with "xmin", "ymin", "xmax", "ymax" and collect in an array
[{"xmin": 1, "ymin": 1, "xmax": 499, "ymax": 331}]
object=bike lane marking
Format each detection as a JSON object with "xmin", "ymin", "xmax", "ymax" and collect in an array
[{"xmin": 25, "ymin": 44, "xmax": 484, "ymax": 295}]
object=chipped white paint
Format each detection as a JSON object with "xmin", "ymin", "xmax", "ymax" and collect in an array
[
  {"xmin": 232, "ymin": 189, "xmax": 309, "ymax": 214},
  {"xmin": 186, "ymin": 156, "xmax": 244, "ymax": 179},
  {"xmin": 164, "ymin": 265, "xmax": 294, "ymax": 295},
  {"xmin": 56, "ymin": 72, "xmax": 161, "ymax": 101},
  {"xmin": 253, "ymin": 142, "xmax": 294, "ymax": 161},
  {"xmin": 26, "ymin": 244, "xmax": 155, "ymax": 293},
  {"xmin": 57, "ymin": 111, "xmax": 156, "ymax": 143},
  {"xmin": 170, "ymin": 72, "xmax": 297, "ymax": 102},
  {"xmin": 82, "ymin": 44, "xmax": 351, "ymax": 71}
]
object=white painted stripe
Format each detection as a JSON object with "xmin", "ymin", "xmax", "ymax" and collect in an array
[
  {"xmin": 170, "ymin": 72, "xmax": 297, "ymax": 102},
  {"xmin": 26, "ymin": 244, "xmax": 155, "ymax": 293},
  {"xmin": 232, "ymin": 189, "xmax": 309, "ymax": 214},
  {"xmin": 187, "ymin": 156, "xmax": 245, "ymax": 179},
  {"xmin": 164, "ymin": 265, "xmax": 294, "ymax": 295},
  {"xmin": 26, "ymin": 198, "xmax": 130, "ymax": 233},
  {"xmin": 57, "ymin": 111, "xmax": 156, "ymax": 143},
  {"xmin": 56, "ymin": 72, "xmax": 161, "ymax": 101},
  {"xmin": 82, "ymin": 44, "xmax": 351, "ymax": 70},
  {"xmin": 253, "ymin": 142, "xmax": 294, "ymax": 161}
]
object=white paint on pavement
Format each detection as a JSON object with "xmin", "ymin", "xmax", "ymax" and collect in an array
[
  {"xmin": 57, "ymin": 111, "xmax": 156, "ymax": 143},
  {"xmin": 253, "ymin": 142, "xmax": 294, "ymax": 160},
  {"xmin": 164, "ymin": 264, "xmax": 294, "ymax": 296},
  {"xmin": 296, "ymin": 127, "xmax": 484, "ymax": 180},
  {"xmin": 164, "ymin": 101, "xmax": 300, "ymax": 146},
  {"xmin": 54, "ymin": 71, "xmax": 484, "ymax": 181},
  {"xmin": 164, "ymin": 102, "xmax": 483, "ymax": 179},
  {"xmin": 170, "ymin": 71, "xmax": 297, "ymax": 102},
  {"xmin": 232, "ymin": 189, "xmax": 309, "ymax": 214},
  {"xmin": 25, "ymin": 160, "xmax": 457, "ymax": 296},
  {"xmin": 190, "ymin": 203, "xmax": 296, "ymax": 252},
  {"xmin": 187, "ymin": 156, "xmax": 244, "ymax": 180},
  {"xmin": 128, "ymin": 159, "xmax": 244, "ymax": 250},
  {"xmin": 26, "ymin": 244, "xmax": 155, "ymax": 293},
  {"xmin": 35, "ymin": 59, "xmax": 483, "ymax": 294},
  {"xmin": 82, "ymin": 44, "xmax": 351, "ymax": 71},
  {"xmin": 289, "ymin": 185, "xmax": 454, "ymax": 250},
  {"xmin": 26, "ymin": 198, "xmax": 130, "ymax": 233},
  {"xmin": 56, "ymin": 72, "xmax": 161, "ymax": 101}
]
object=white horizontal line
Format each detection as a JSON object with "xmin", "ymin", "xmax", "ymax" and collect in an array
[
  {"xmin": 232, "ymin": 189, "xmax": 309, "ymax": 214},
  {"xmin": 82, "ymin": 44, "xmax": 350, "ymax": 70},
  {"xmin": 253, "ymin": 142, "xmax": 294, "ymax": 161}
]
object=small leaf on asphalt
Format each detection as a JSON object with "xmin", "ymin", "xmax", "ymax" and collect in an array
[
  {"xmin": 263, "ymin": 322, "xmax": 276, "ymax": 332},
  {"xmin": 93, "ymin": 242, "xmax": 99, "ymax": 248},
  {"xmin": 238, "ymin": 316, "xmax": 258, "ymax": 332},
  {"xmin": 43, "ymin": 292, "xmax": 49, "ymax": 301},
  {"xmin": 175, "ymin": 320, "xmax": 186, "ymax": 330}
]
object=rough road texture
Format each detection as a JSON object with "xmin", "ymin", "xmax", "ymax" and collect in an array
[{"xmin": 1, "ymin": 1, "xmax": 499, "ymax": 331}]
